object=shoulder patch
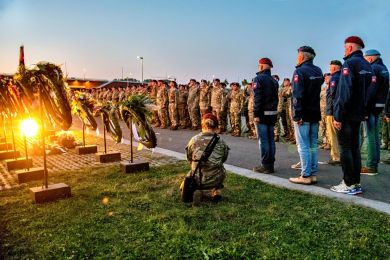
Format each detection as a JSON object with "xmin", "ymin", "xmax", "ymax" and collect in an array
[
  {"xmin": 330, "ymin": 81, "xmax": 336, "ymax": 87},
  {"xmin": 253, "ymin": 82, "xmax": 257, "ymax": 89},
  {"xmin": 342, "ymin": 68, "xmax": 349, "ymax": 76},
  {"xmin": 293, "ymin": 75, "xmax": 299, "ymax": 83},
  {"xmin": 372, "ymin": 76, "xmax": 377, "ymax": 83}
]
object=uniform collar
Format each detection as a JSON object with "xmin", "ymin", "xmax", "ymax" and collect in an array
[
  {"xmin": 343, "ymin": 50, "xmax": 363, "ymax": 60},
  {"xmin": 256, "ymin": 69, "xmax": 271, "ymax": 75},
  {"xmin": 371, "ymin": 57, "xmax": 383, "ymax": 65},
  {"xmin": 295, "ymin": 59, "xmax": 313, "ymax": 68}
]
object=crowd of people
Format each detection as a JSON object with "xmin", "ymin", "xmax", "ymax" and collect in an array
[{"xmin": 78, "ymin": 35, "xmax": 389, "ymax": 199}]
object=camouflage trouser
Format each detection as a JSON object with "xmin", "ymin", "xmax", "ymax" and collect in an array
[
  {"xmin": 248, "ymin": 109, "xmax": 256, "ymax": 137},
  {"xmin": 286, "ymin": 103, "xmax": 294, "ymax": 140},
  {"xmin": 221, "ymin": 110, "xmax": 228, "ymax": 132},
  {"xmin": 243, "ymin": 108, "xmax": 250, "ymax": 130},
  {"xmin": 274, "ymin": 110, "xmax": 289, "ymax": 137},
  {"xmin": 382, "ymin": 116, "xmax": 390, "ymax": 145},
  {"xmin": 212, "ymin": 108, "xmax": 224, "ymax": 132},
  {"xmin": 326, "ymin": 116, "xmax": 340, "ymax": 161},
  {"xmin": 158, "ymin": 108, "xmax": 169, "ymax": 127},
  {"xmin": 178, "ymin": 107, "xmax": 188, "ymax": 128},
  {"xmin": 319, "ymin": 112, "xmax": 328, "ymax": 144},
  {"xmin": 188, "ymin": 107, "xmax": 200, "ymax": 127},
  {"xmin": 230, "ymin": 109, "xmax": 241, "ymax": 135},
  {"xmin": 168, "ymin": 103, "xmax": 178, "ymax": 127}
]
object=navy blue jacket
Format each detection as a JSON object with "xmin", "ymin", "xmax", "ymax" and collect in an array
[
  {"xmin": 334, "ymin": 50, "xmax": 374, "ymax": 122},
  {"xmin": 253, "ymin": 69, "xmax": 279, "ymax": 125},
  {"xmin": 292, "ymin": 59, "xmax": 324, "ymax": 122},
  {"xmin": 367, "ymin": 58, "xmax": 389, "ymax": 116},
  {"xmin": 326, "ymin": 70, "xmax": 341, "ymax": 116}
]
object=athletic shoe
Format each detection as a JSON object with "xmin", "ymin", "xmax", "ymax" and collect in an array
[
  {"xmin": 360, "ymin": 167, "xmax": 378, "ymax": 176},
  {"xmin": 330, "ymin": 180, "xmax": 349, "ymax": 193},
  {"xmin": 291, "ymin": 162, "xmax": 301, "ymax": 170},
  {"xmin": 347, "ymin": 184, "xmax": 363, "ymax": 195}
]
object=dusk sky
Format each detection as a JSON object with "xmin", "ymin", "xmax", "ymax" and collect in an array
[{"xmin": 1, "ymin": 0, "xmax": 389, "ymax": 83}]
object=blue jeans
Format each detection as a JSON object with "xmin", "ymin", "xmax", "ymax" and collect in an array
[
  {"xmin": 256, "ymin": 123, "xmax": 276, "ymax": 169},
  {"xmin": 293, "ymin": 122, "xmax": 319, "ymax": 177},
  {"xmin": 363, "ymin": 114, "xmax": 380, "ymax": 170}
]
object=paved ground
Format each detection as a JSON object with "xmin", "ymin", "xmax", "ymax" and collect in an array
[
  {"xmin": 0, "ymin": 125, "xmax": 179, "ymax": 190},
  {"xmin": 75, "ymin": 116, "xmax": 390, "ymax": 204}
]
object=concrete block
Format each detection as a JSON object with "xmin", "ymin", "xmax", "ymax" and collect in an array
[
  {"xmin": 120, "ymin": 160, "xmax": 149, "ymax": 173},
  {"xmin": 96, "ymin": 152, "xmax": 121, "ymax": 163},
  {"xmin": 16, "ymin": 167, "xmax": 44, "ymax": 184},
  {"xmin": 76, "ymin": 145, "xmax": 98, "ymax": 155},
  {"xmin": 30, "ymin": 183, "xmax": 71, "ymax": 203}
]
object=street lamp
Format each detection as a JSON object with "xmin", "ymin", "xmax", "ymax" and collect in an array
[{"xmin": 136, "ymin": 56, "xmax": 144, "ymax": 83}]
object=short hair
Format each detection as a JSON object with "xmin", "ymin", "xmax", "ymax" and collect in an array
[{"xmin": 302, "ymin": 52, "xmax": 315, "ymax": 60}]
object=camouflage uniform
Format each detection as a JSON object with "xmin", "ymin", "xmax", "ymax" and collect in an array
[
  {"xmin": 227, "ymin": 89, "xmax": 243, "ymax": 136},
  {"xmin": 149, "ymin": 84, "xmax": 159, "ymax": 126},
  {"xmin": 221, "ymin": 87, "xmax": 229, "ymax": 132},
  {"xmin": 187, "ymin": 85, "xmax": 200, "ymax": 129},
  {"xmin": 112, "ymin": 88, "xmax": 119, "ymax": 102},
  {"xmin": 199, "ymin": 85, "xmax": 211, "ymax": 117},
  {"xmin": 283, "ymin": 86, "xmax": 294, "ymax": 142},
  {"xmin": 105, "ymin": 89, "xmax": 113, "ymax": 102},
  {"xmin": 243, "ymin": 84, "xmax": 251, "ymax": 131},
  {"xmin": 178, "ymin": 87, "xmax": 189, "ymax": 128},
  {"xmin": 319, "ymin": 85, "xmax": 328, "ymax": 145},
  {"xmin": 211, "ymin": 86, "xmax": 226, "ymax": 133},
  {"xmin": 156, "ymin": 85, "xmax": 169, "ymax": 128},
  {"xmin": 247, "ymin": 85, "xmax": 256, "ymax": 138},
  {"xmin": 118, "ymin": 89, "xmax": 126, "ymax": 102},
  {"xmin": 184, "ymin": 132, "xmax": 230, "ymax": 198},
  {"xmin": 168, "ymin": 87, "xmax": 179, "ymax": 129},
  {"xmin": 275, "ymin": 86, "xmax": 290, "ymax": 139}
]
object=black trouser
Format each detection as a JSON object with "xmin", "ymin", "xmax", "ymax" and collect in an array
[{"xmin": 336, "ymin": 120, "xmax": 361, "ymax": 186}]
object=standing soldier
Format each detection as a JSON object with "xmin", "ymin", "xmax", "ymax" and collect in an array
[
  {"xmin": 325, "ymin": 60, "xmax": 342, "ymax": 165},
  {"xmin": 274, "ymin": 81, "xmax": 283, "ymax": 142},
  {"xmin": 319, "ymin": 73, "xmax": 331, "ymax": 149},
  {"xmin": 331, "ymin": 36, "xmax": 373, "ymax": 194},
  {"xmin": 156, "ymin": 80, "xmax": 169, "ymax": 128},
  {"xmin": 178, "ymin": 84, "xmax": 189, "ymax": 129},
  {"xmin": 289, "ymin": 46, "xmax": 324, "ymax": 185},
  {"xmin": 247, "ymin": 82, "xmax": 256, "ymax": 139},
  {"xmin": 227, "ymin": 82, "xmax": 243, "ymax": 137},
  {"xmin": 168, "ymin": 81, "xmax": 179, "ymax": 130},
  {"xmin": 148, "ymin": 80, "xmax": 159, "ymax": 126},
  {"xmin": 361, "ymin": 49, "xmax": 389, "ymax": 174},
  {"xmin": 253, "ymin": 58, "xmax": 279, "ymax": 174},
  {"xmin": 243, "ymin": 81, "xmax": 251, "ymax": 132},
  {"xmin": 187, "ymin": 79, "xmax": 201, "ymax": 130},
  {"xmin": 211, "ymin": 79, "xmax": 225, "ymax": 133},
  {"xmin": 199, "ymin": 79, "xmax": 211, "ymax": 117},
  {"xmin": 220, "ymin": 83, "xmax": 229, "ymax": 133},
  {"xmin": 112, "ymin": 88, "xmax": 120, "ymax": 102}
]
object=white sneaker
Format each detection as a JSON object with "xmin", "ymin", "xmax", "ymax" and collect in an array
[
  {"xmin": 291, "ymin": 162, "xmax": 301, "ymax": 170},
  {"xmin": 330, "ymin": 180, "xmax": 349, "ymax": 193}
]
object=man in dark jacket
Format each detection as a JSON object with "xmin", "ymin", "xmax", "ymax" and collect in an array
[
  {"xmin": 289, "ymin": 46, "xmax": 324, "ymax": 185},
  {"xmin": 331, "ymin": 36, "xmax": 374, "ymax": 195},
  {"xmin": 326, "ymin": 60, "xmax": 342, "ymax": 165},
  {"xmin": 360, "ymin": 49, "xmax": 389, "ymax": 174},
  {"xmin": 253, "ymin": 58, "xmax": 279, "ymax": 174}
]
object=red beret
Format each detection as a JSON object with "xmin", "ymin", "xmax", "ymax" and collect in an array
[
  {"xmin": 345, "ymin": 36, "xmax": 365, "ymax": 48},
  {"xmin": 258, "ymin": 58, "xmax": 273, "ymax": 68},
  {"xmin": 202, "ymin": 113, "xmax": 218, "ymax": 127}
]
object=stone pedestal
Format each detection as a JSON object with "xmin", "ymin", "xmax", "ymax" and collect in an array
[
  {"xmin": 0, "ymin": 142, "xmax": 13, "ymax": 151},
  {"xmin": 96, "ymin": 152, "xmax": 121, "ymax": 163},
  {"xmin": 76, "ymin": 145, "xmax": 98, "ymax": 155},
  {"xmin": 120, "ymin": 160, "xmax": 150, "ymax": 173},
  {"xmin": 30, "ymin": 183, "xmax": 71, "ymax": 203},
  {"xmin": 0, "ymin": 150, "xmax": 20, "ymax": 160},
  {"xmin": 5, "ymin": 157, "xmax": 33, "ymax": 171},
  {"xmin": 16, "ymin": 167, "xmax": 44, "ymax": 184}
]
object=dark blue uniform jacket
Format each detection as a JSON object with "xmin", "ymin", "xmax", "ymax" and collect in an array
[
  {"xmin": 326, "ymin": 71, "xmax": 341, "ymax": 116},
  {"xmin": 292, "ymin": 59, "xmax": 324, "ymax": 122},
  {"xmin": 334, "ymin": 50, "xmax": 374, "ymax": 122},
  {"xmin": 253, "ymin": 69, "xmax": 279, "ymax": 125},
  {"xmin": 367, "ymin": 58, "xmax": 389, "ymax": 116}
]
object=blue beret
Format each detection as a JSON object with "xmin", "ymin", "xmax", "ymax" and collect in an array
[
  {"xmin": 298, "ymin": 46, "xmax": 316, "ymax": 56},
  {"xmin": 365, "ymin": 49, "xmax": 381, "ymax": 56}
]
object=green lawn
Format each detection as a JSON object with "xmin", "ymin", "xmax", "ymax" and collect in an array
[{"xmin": 0, "ymin": 162, "xmax": 389, "ymax": 259}]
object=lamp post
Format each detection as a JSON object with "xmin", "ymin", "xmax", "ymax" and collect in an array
[{"xmin": 137, "ymin": 56, "xmax": 144, "ymax": 83}]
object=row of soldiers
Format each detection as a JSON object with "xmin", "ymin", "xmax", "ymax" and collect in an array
[{"xmin": 81, "ymin": 78, "xmax": 299, "ymax": 143}]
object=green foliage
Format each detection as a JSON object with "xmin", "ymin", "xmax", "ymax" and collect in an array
[{"xmin": 0, "ymin": 163, "xmax": 389, "ymax": 259}]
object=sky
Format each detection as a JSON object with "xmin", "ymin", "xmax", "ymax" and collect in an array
[{"xmin": 1, "ymin": 0, "xmax": 389, "ymax": 83}]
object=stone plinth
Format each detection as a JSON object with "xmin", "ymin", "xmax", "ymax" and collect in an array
[
  {"xmin": 16, "ymin": 167, "xmax": 45, "ymax": 184},
  {"xmin": 30, "ymin": 183, "xmax": 71, "ymax": 203},
  {"xmin": 76, "ymin": 145, "xmax": 98, "ymax": 155},
  {"xmin": 120, "ymin": 160, "xmax": 150, "ymax": 173},
  {"xmin": 96, "ymin": 152, "xmax": 121, "ymax": 163}
]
